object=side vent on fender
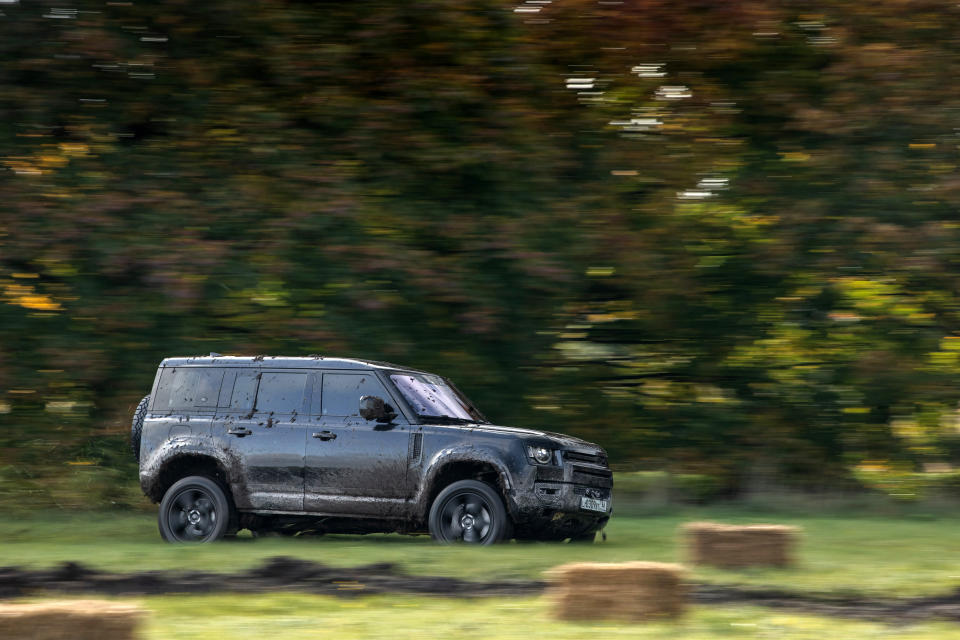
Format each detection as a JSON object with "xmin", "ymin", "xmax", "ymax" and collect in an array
[{"xmin": 408, "ymin": 432, "xmax": 423, "ymax": 463}]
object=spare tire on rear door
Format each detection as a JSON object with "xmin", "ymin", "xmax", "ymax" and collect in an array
[{"xmin": 130, "ymin": 395, "xmax": 150, "ymax": 462}]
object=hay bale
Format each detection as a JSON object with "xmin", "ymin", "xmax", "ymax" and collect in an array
[
  {"xmin": 683, "ymin": 521, "xmax": 799, "ymax": 568},
  {"xmin": 0, "ymin": 600, "xmax": 145, "ymax": 640},
  {"xmin": 546, "ymin": 561, "xmax": 687, "ymax": 622}
]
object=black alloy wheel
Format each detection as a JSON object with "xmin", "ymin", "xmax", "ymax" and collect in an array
[
  {"xmin": 428, "ymin": 479, "xmax": 510, "ymax": 545},
  {"xmin": 158, "ymin": 476, "xmax": 232, "ymax": 543}
]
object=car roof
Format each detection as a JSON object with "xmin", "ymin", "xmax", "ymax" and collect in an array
[{"xmin": 159, "ymin": 355, "xmax": 432, "ymax": 374}]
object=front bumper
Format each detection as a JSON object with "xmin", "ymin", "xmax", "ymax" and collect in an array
[
  {"xmin": 531, "ymin": 480, "xmax": 612, "ymax": 514},
  {"xmin": 509, "ymin": 456, "xmax": 613, "ymax": 537}
]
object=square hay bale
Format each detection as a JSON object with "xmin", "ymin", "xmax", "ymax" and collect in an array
[
  {"xmin": 683, "ymin": 521, "xmax": 799, "ymax": 568},
  {"xmin": 546, "ymin": 561, "xmax": 687, "ymax": 622},
  {"xmin": 0, "ymin": 600, "xmax": 145, "ymax": 640}
]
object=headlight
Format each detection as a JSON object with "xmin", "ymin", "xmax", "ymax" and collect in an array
[{"xmin": 527, "ymin": 445, "xmax": 555, "ymax": 465}]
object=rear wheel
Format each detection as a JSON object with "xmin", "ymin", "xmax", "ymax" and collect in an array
[
  {"xmin": 428, "ymin": 480, "xmax": 510, "ymax": 545},
  {"xmin": 158, "ymin": 476, "xmax": 232, "ymax": 543}
]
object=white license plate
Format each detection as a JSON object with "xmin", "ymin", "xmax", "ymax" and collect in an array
[{"xmin": 580, "ymin": 496, "xmax": 608, "ymax": 513}]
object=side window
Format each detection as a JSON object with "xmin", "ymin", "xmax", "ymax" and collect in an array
[
  {"xmin": 193, "ymin": 369, "xmax": 224, "ymax": 407},
  {"xmin": 255, "ymin": 372, "xmax": 308, "ymax": 414},
  {"xmin": 153, "ymin": 368, "xmax": 224, "ymax": 411},
  {"xmin": 223, "ymin": 369, "xmax": 260, "ymax": 411},
  {"xmin": 320, "ymin": 372, "xmax": 389, "ymax": 417}
]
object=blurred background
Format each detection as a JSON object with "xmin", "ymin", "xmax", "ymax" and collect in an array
[{"xmin": 4, "ymin": 0, "xmax": 960, "ymax": 510}]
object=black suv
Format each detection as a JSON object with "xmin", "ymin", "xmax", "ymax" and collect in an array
[{"xmin": 132, "ymin": 356, "xmax": 613, "ymax": 544}]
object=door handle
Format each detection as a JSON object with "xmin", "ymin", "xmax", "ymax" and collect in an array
[
  {"xmin": 312, "ymin": 430, "xmax": 337, "ymax": 441},
  {"xmin": 227, "ymin": 428, "xmax": 252, "ymax": 437}
]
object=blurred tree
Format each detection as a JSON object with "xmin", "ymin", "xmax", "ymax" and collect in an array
[{"xmin": 3, "ymin": 0, "xmax": 960, "ymax": 500}]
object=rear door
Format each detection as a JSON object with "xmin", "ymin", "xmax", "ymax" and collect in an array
[
  {"xmin": 304, "ymin": 370, "xmax": 413, "ymax": 516},
  {"xmin": 212, "ymin": 368, "xmax": 308, "ymax": 512}
]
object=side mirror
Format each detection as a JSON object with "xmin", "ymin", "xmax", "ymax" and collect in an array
[{"xmin": 359, "ymin": 395, "xmax": 396, "ymax": 422}]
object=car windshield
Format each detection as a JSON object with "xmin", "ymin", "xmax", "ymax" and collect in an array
[{"xmin": 389, "ymin": 373, "xmax": 486, "ymax": 423}]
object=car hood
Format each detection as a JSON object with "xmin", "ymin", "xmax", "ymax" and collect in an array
[{"xmin": 454, "ymin": 422, "xmax": 601, "ymax": 450}]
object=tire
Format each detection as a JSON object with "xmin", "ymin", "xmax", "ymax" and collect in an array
[
  {"xmin": 428, "ymin": 479, "xmax": 510, "ymax": 545},
  {"xmin": 158, "ymin": 475, "xmax": 232, "ymax": 543},
  {"xmin": 130, "ymin": 395, "xmax": 150, "ymax": 462}
]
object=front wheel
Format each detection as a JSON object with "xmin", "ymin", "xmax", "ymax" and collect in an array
[
  {"xmin": 158, "ymin": 476, "xmax": 232, "ymax": 543},
  {"xmin": 428, "ymin": 479, "xmax": 510, "ymax": 545}
]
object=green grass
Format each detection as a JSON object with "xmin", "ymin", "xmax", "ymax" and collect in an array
[
  {"xmin": 6, "ymin": 502, "xmax": 960, "ymax": 637},
  {"xmin": 3, "ymin": 505, "xmax": 960, "ymax": 598},
  {"xmin": 10, "ymin": 593, "xmax": 950, "ymax": 639}
]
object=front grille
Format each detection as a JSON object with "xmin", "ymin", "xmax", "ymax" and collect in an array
[
  {"xmin": 571, "ymin": 465, "xmax": 613, "ymax": 489},
  {"xmin": 536, "ymin": 466, "xmax": 564, "ymax": 482},
  {"xmin": 563, "ymin": 450, "xmax": 608, "ymax": 467}
]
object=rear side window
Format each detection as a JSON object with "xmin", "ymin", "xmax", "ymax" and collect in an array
[
  {"xmin": 219, "ymin": 369, "xmax": 259, "ymax": 411},
  {"xmin": 318, "ymin": 372, "xmax": 389, "ymax": 417},
  {"xmin": 255, "ymin": 372, "xmax": 308, "ymax": 414},
  {"xmin": 230, "ymin": 371, "xmax": 259, "ymax": 410},
  {"xmin": 153, "ymin": 368, "xmax": 225, "ymax": 411}
]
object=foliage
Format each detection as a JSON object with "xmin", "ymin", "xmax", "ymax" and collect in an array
[
  {"xmin": 4, "ymin": 1, "xmax": 960, "ymax": 490},
  {"xmin": 853, "ymin": 465, "xmax": 960, "ymax": 503},
  {"xmin": 612, "ymin": 471, "xmax": 725, "ymax": 505}
]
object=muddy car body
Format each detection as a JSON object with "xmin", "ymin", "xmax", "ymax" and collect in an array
[{"xmin": 134, "ymin": 356, "xmax": 612, "ymax": 543}]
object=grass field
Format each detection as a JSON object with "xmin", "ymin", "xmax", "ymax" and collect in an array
[
  {"xmin": 4, "ymin": 497, "xmax": 960, "ymax": 637},
  {"xmin": 136, "ymin": 593, "xmax": 960, "ymax": 640},
  {"xmin": 10, "ymin": 592, "xmax": 960, "ymax": 639},
  {"xmin": 3, "ymin": 504, "xmax": 960, "ymax": 597}
]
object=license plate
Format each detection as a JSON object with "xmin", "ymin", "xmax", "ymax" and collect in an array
[{"xmin": 580, "ymin": 496, "xmax": 608, "ymax": 513}]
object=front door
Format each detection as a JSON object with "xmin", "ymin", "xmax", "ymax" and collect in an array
[
  {"xmin": 212, "ymin": 368, "xmax": 308, "ymax": 512},
  {"xmin": 304, "ymin": 371, "xmax": 412, "ymax": 516}
]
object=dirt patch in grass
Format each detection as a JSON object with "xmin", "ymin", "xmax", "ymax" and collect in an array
[
  {"xmin": 693, "ymin": 584, "xmax": 960, "ymax": 624},
  {"xmin": 0, "ymin": 556, "xmax": 545, "ymax": 599},
  {"xmin": 3, "ymin": 556, "xmax": 960, "ymax": 624}
]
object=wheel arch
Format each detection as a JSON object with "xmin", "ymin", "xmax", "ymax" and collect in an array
[
  {"xmin": 144, "ymin": 453, "xmax": 232, "ymax": 504},
  {"xmin": 418, "ymin": 451, "xmax": 515, "ymax": 523}
]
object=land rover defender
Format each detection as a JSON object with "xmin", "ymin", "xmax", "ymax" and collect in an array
[{"xmin": 132, "ymin": 356, "xmax": 613, "ymax": 544}]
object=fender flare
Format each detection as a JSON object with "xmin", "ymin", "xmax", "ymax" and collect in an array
[
  {"xmin": 415, "ymin": 446, "xmax": 517, "ymax": 521},
  {"xmin": 139, "ymin": 437, "xmax": 241, "ymax": 504}
]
